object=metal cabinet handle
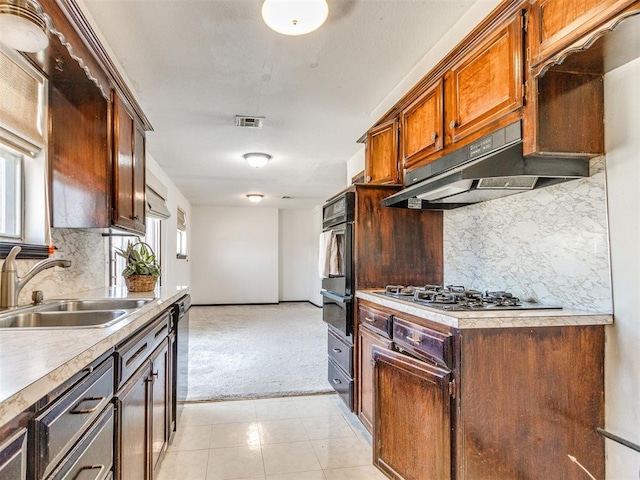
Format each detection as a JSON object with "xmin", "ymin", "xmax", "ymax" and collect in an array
[
  {"xmin": 364, "ymin": 317, "xmax": 375, "ymax": 323},
  {"xmin": 406, "ymin": 335, "xmax": 421, "ymax": 345},
  {"xmin": 70, "ymin": 397, "xmax": 105, "ymax": 415},
  {"xmin": 332, "ymin": 348, "xmax": 342, "ymax": 353},
  {"xmin": 125, "ymin": 343, "xmax": 148, "ymax": 367},
  {"xmin": 73, "ymin": 464, "xmax": 105, "ymax": 480},
  {"xmin": 449, "ymin": 120, "xmax": 457, "ymax": 129},
  {"xmin": 332, "ymin": 378, "xmax": 342, "ymax": 385},
  {"xmin": 431, "ymin": 132, "xmax": 438, "ymax": 140}
]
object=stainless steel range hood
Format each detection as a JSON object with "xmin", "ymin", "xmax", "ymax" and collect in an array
[{"xmin": 382, "ymin": 121, "xmax": 590, "ymax": 210}]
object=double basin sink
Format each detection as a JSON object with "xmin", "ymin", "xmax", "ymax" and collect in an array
[{"xmin": 0, "ymin": 298, "xmax": 154, "ymax": 329}]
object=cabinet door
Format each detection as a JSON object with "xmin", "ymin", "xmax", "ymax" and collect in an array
[
  {"xmin": 116, "ymin": 360, "xmax": 151, "ymax": 480},
  {"xmin": 150, "ymin": 340, "xmax": 169, "ymax": 474},
  {"xmin": 0, "ymin": 428, "xmax": 27, "ymax": 480},
  {"xmin": 529, "ymin": 0, "xmax": 637, "ymax": 68},
  {"xmin": 445, "ymin": 13, "xmax": 523, "ymax": 144},
  {"xmin": 365, "ymin": 118, "xmax": 400, "ymax": 185},
  {"xmin": 356, "ymin": 327, "xmax": 391, "ymax": 434},
  {"xmin": 113, "ymin": 95, "xmax": 146, "ymax": 234},
  {"xmin": 373, "ymin": 346, "xmax": 452, "ymax": 480},
  {"xmin": 49, "ymin": 83, "xmax": 110, "ymax": 228},
  {"xmin": 401, "ymin": 79, "xmax": 444, "ymax": 171}
]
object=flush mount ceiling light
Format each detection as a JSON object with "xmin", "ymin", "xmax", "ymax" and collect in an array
[
  {"xmin": 262, "ymin": 0, "xmax": 328, "ymax": 36},
  {"xmin": 246, "ymin": 194, "xmax": 264, "ymax": 203},
  {"xmin": 243, "ymin": 152, "xmax": 271, "ymax": 168},
  {"xmin": 0, "ymin": 0, "xmax": 48, "ymax": 52}
]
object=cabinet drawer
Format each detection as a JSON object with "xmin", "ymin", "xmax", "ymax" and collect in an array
[
  {"xmin": 116, "ymin": 310, "xmax": 170, "ymax": 389},
  {"xmin": 392, "ymin": 317, "xmax": 452, "ymax": 368},
  {"xmin": 0, "ymin": 428, "xmax": 27, "ymax": 480},
  {"xmin": 47, "ymin": 404, "xmax": 114, "ymax": 480},
  {"xmin": 33, "ymin": 358, "xmax": 114, "ymax": 480},
  {"xmin": 328, "ymin": 358, "xmax": 353, "ymax": 410},
  {"xmin": 328, "ymin": 329, "xmax": 352, "ymax": 374},
  {"xmin": 358, "ymin": 303, "xmax": 392, "ymax": 338}
]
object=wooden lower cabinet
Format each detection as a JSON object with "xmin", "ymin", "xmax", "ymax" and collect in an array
[
  {"xmin": 150, "ymin": 341, "xmax": 169, "ymax": 474},
  {"xmin": 373, "ymin": 346, "xmax": 453, "ymax": 480},
  {"xmin": 116, "ymin": 358, "xmax": 151, "ymax": 480},
  {"xmin": 369, "ymin": 308, "xmax": 605, "ymax": 480},
  {"xmin": 356, "ymin": 326, "xmax": 391, "ymax": 434},
  {"xmin": 116, "ymin": 339, "xmax": 170, "ymax": 480}
]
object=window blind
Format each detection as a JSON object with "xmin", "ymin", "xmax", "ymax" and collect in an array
[
  {"xmin": 177, "ymin": 208, "xmax": 187, "ymax": 231},
  {"xmin": 0, "ymin": 49, "xmax": 44, "ymax": 156}
]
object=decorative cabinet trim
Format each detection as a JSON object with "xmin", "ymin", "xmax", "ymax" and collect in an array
[{"xmin": 529, "ymin": 0, "xmax": 640, "ymax": 77}]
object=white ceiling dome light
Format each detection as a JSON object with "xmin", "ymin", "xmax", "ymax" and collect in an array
[
  {"xmin": 243, "ymin": 152, "xmax": 271, "ymax": 168},
  {"xmin": 246, "ymin": 194, "xmax": 264, "ymax": 203},
  {"xmin": 0, "ymin": 0, "xmax": 48, "ymax": 52},
  {"xmin": 261, "ymin": 0, "xmax": 328, "ymax": 36}
]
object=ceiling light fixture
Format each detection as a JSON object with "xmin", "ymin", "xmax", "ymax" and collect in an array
[
  {"xmin": 243, "ymin": 152, "xmax": 271, "ymax": 168},
  {"xmin": 261, "ymin": 0, "xmax": 328, "ymax": 36},
  {"xmin": 0, "ymin": 0, "xmax": 48, "ymax": 53},
  {"xmin": 246, "ymin": 194, "xmax": 264, "ymax": 203}
]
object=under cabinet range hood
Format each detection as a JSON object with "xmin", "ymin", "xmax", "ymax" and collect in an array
[{"xmin": 382, "ymin": 121, "xmax": 590, "ymax": 210}]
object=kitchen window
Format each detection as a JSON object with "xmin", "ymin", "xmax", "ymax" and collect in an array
[
  {"xmin": 109, "ymin": 217, "xmax": 162, "ymax": 287},
  {"xmin": 0, "ymin": 146, "xmax": 23, "ymax": 241},
  {"xmin": 0, "ymin": 45, "xmax": 46, "ymax": 253},
  {"xmin": 177, "ymin": 207, "xmax": 187, "ymax": 259}
]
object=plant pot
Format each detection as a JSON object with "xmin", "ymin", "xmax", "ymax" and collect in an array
[{"xmin": 125, "ymin": 274, "xmax": 158, "ymax": 292}]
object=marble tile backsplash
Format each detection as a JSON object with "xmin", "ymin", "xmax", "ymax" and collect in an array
[
  {"xmin": 2, "ymin": 229, "xmax": 109, "ymax": 306},
  {"xmin": 444, "ymin": 158, "xmax": 612, "ymax": 312}
]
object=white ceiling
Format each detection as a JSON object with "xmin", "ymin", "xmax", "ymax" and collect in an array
[{"xmin": 81, "ymin": 0, "xmax": 477, "ymax": 209}]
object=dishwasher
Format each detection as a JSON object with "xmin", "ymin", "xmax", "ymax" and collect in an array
[{"xmin": 171, "ymin": 294, "xmax": 191, "ymax": 430}]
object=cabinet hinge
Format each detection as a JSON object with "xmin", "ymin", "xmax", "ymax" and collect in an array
[
  {"xmin": 522, "ymin": 10, "xmax": 528, "ymax": 33},
  {"xmin": 522, "ymin": 81, "xmax": 528, "ymax": 106},
  {"xmin": 448, "ymin": 379, "xmax": 456, "ymax": 399}
]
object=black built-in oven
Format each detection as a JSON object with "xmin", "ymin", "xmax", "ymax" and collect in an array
[
  {"xmin": 321, "ymin": 192, "xmax": 355, "ymax": 410},
  {"xmin": 321, "ymin": 191, "xmax": 354, "ymax": 337}
]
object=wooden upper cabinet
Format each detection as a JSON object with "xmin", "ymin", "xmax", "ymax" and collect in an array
[
  {"xmin": 445, "ymin": 13, "xmax": 523, "ymax": 144},
  {"xmin": 49, "ymin": 79, "xmax": 111, "ymax": 229},
  {"xmin": 401, "ymin": 79, "xmax": 444, "ymax": 170},
  {"xmin": 365, "ymin": 118, "xmax": 400, "ymax": 185},
  {"xmin": 529, "ymin": 0, "xmax": 638, "ymax": 69},
  {"xmin": 113, "ymin": 94, "xmax": 146, "ymax": 234}
]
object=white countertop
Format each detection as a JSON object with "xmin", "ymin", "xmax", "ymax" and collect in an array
[
  {"xmin": 0, "ymin": 285, "xmax": 189, "ymax": 426},
  {"xmin": 356, "ymin": 290, "xmax": 613, "ymax": 329}
]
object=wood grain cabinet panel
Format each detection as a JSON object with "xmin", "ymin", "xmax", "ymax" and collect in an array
[
  {"xmin": 373, "ymin": 345, "xmax": 452, "ymax": 480},
  {"xmin": 401, "ymin": 79, "xmax": 443, "ymax": 170},
  {"xmin": 445, "ymin": 13, "xmax": 523, "ymax": 144},
  {"xmin": 365, "ymin": 119, "xmax": 400, "ymax": 185},
  {"xmin": 529, "ymin": 0, "xmax": 639, "ymax": 68},
  {"xmin": 49, "ymin": 81, "xmax": 111, "ymax": 229},
  {"xmin": 356, "ymin": 326, "xmax": 391, "ymax": 434},
  {"xmin": 112, "ymin": 94, "xmax": 146, "ymax": 234}
]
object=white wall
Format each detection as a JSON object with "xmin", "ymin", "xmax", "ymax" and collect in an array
[
  {"xmin": 604, "ymin": 56, "xmax": 640, "ymax": 478},
  {"xmin": 191, "ymin": 206, "xmax": 279, "ymax": 304},
  {"xmin": 146, "ymin": 154, "xmax": 191, "ymax": 287},
  {"xmin": 279, "ymin": 209, "xmax": 321, "ymax": 303}
]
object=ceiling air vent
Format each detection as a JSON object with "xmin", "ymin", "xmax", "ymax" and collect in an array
[{"xmin": 235, "ymin": 115, "xmax": 265, "ymax": 128}]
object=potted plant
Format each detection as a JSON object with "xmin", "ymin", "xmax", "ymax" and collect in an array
[{"xmin": 116, "ymin": 241, "xmax": 161, "ymax": 292}]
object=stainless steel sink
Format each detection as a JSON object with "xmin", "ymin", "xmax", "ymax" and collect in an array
[
  {"xmin": 0, "ymin": 298, "xmax": 154, "ymax": 329},
  {"xmin": 35, "ymin": 298, "xmax": 152, "ymax": 312},
  {"xmin": 0, "ymin": 310, "xmax": 129, "ymax": 328}
]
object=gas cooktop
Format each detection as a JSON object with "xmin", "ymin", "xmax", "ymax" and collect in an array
[{"xmin": 373, "ymin": 285, "xmax": 561, "ymax": 312}]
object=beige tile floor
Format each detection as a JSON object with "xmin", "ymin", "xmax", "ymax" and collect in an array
[{"xmin": 157, "ymin": 394, "xmax": 387, "ymax": 480}]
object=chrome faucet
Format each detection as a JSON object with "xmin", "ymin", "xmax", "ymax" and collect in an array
[{"xmin": 0, "ymin": 246, "xmax": 72, "ymax": 309}]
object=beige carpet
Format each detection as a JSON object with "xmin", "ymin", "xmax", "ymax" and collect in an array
[{"xmin": 186, "ymin": 303, "xmax": 332, "ymax": 401}]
